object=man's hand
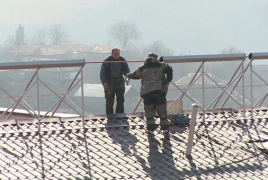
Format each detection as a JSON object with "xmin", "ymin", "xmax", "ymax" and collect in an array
[
  {"xmin": 103, "ymin": 82, "xmax": 108, "ymax": 90},
  {"xmin": 125, "ymin": 73, "xmax": 130, "ymax": 78}
]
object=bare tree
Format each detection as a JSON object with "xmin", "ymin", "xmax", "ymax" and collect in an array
[
  {"xmin": 109, "ymin": 20, "xmax": 140, "ymax": 48},
  {"xmin": 125, "ymin": 41, "xmax": 173, "ymax": 60},
  {"xmin": 33, "ymin": 28, "xmax": 47, "ymax": 44},
  {"xmin": 48, "ymin": 24, "xmax": 69, "ymax": 44},
  {"xmin": 221, "ymin": 46, "xmax": 242, "ymax": 54},
  {"xmin": 3, "ymin": 35, "xmax": 17, "ymax": 50},
  {"xmin": 145, "ymin": 40, "xmax": 174, "ymax": 56}
]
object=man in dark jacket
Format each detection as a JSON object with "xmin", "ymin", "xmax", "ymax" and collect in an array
[
  {"xmin": 126, "ymin": 53, "xmax": 173, "ymax": 138},
  {"xmin": 100, "ymin": 48, "xmax": 130, "ymax": 114}
]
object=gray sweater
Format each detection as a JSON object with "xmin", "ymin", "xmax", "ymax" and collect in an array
[{"xmin": 100, "ymin": 56, "xmax": 130, "ymax": 84}]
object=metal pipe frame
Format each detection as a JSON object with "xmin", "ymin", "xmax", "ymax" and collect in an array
[
  {"xmin": 133, "ymin": 52, "xmax": 268, "ymax": 120},
  {"xmin": 204, "ymin": 72, "xmax": 244, "ymax": 110},
  {"xmin": 1, "ymin": 53, "xmax": 268, "ymax": 120},
  {"xmin": 169, "ymin": 63, "xmax": 204, "ymax": 109},
  {"xmin": 0, "ymin": 59, "xmax": 85, "ymax": 120},
  {"xmin": 159, "ymin": 52, "xmax": 268, "ymax": 116},
  {"xmin": 249, "ymin": 52, "xmax": 268, "ymax": 116},
  {"xmin": 163, "ymin": 53, "xmax": 246, "ymax": 63}
]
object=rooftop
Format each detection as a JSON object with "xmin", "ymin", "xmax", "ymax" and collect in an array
[{"xmin": 0, "ymin": 108, "xmax": 267, "ymax": 179}]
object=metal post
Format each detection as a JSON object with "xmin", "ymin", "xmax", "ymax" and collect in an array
[
  {"xmin": 250, "ymin": 59, "xmax": 253, "ymax": 119},
  {"xmin": 201, "ymin": 62, "xmax": 205, "ymax": 121},
  {"xmin": 37, "ymin": 69, "xmax": 45, "ymax": 179},
  {"xmin": 242, "ymin": 58, "xmax": 246, "ymax": 119},
  {"xmin": 186, "ymin": 103, "xmax": 199, "ymax": 156}
]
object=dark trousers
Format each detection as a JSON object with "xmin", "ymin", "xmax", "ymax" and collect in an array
[
  {"xmin": 105, "ymin": 77, "xmax": 125, "ymax": 114},
  {"xmin": 143, "ymin": 91, "xmax": 169, "ymax": 131}
]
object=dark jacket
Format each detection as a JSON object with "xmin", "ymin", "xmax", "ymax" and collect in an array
[{"xmin": 100, "ymin": 56, "xmax": 130, "ymax": 84}]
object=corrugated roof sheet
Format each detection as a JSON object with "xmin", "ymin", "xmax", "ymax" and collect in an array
[{"xmin": 0, "ymin": 109, "xmax": 268, "ymax": 179}]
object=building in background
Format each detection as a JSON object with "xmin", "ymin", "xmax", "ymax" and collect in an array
[{"xmin": 72, "ymin": 84, "xmax": 140, "ymax": 114}]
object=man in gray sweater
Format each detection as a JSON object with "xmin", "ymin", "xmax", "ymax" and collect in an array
[{"xmin": 100, "ymin": 48, "xmax": 130, "ymax": 114}]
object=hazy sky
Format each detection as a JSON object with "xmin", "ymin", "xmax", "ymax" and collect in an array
[{"xmin": 0, "ymin": 0, "xmax": 267, "ymax": 55}]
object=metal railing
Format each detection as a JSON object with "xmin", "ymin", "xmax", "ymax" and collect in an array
[
  {"xmin": 132, "ymin": 52, "xmax": 268, "ymax": 120},
  {"xmin": 0, "ymin": 59, "xmax": 85, "ymax": 121},
  {"xmin": 0, "ymin": 52, "xmax": 268, "ymax": 120}
]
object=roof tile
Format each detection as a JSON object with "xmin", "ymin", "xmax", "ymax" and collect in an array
[{"xmin": 0, "ymin": 109, "xmax": 268, "ymax": 179}]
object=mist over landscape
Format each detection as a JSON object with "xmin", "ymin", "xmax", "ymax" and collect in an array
[
  {"xmin": 0, "ymin": 0, "xmax": 267, "ymax": 115},
  {"xmin": 0, "ymin": 0, "xmax": 267, "ymax": 56}
]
